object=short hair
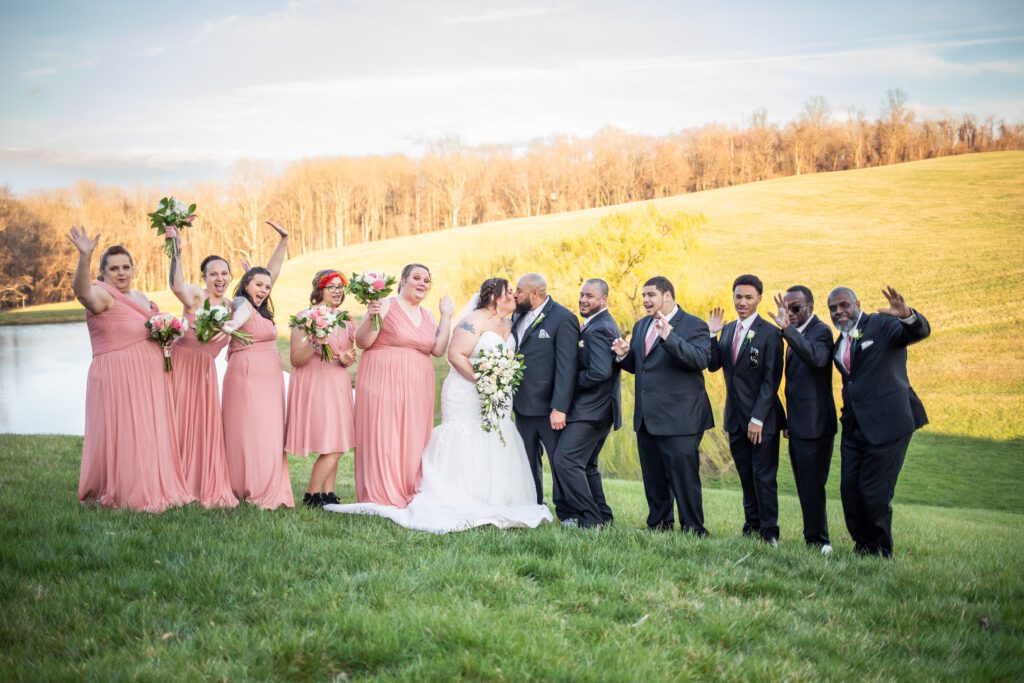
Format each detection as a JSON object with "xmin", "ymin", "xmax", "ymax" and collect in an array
[
  {"xmin": 643, "ymin": 276, "xmax": 675, "ymax": 298},
  {"xmin": 583, "ymin": 278, "xmax": 609, "ymax": 296},
  {"xmin": 733, "ymin": 274, "xmax": 763, "ymax": 295},
  {"xmin": 828, "ymin": 286, "xmax": 858, "ymax": 302},
  {"xmin": 786, "ymin": 285, "xmax": 814, "ymax": 304}
]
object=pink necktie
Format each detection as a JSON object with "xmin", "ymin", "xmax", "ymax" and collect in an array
[
  {"xmin": 732, "ymin": 322, "xmax": 744, "ymax": 363},
  {"xmin": 842, "ymin": 333, "xmax": 852, "ymax": 373},
  {"xmin": 644, "ymin": 321, "xmax": 659, "ymax": 356}
]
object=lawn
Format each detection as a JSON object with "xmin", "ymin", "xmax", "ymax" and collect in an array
[{"xmin": 1, "ymin": 434, "xmax": 1022, "ymax": 680}]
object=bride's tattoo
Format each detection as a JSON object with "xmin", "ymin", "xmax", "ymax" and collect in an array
[{"xmin": 458, "ymin": 321, "xmax": 476, "ymax": 333}]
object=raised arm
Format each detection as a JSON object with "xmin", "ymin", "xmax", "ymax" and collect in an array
[
  {"xmin": 782, "ymin": 323, "xmax": 833, "ymax": 369},
  {"xmin": 706, "ymin": 306, "xmax": 725, "ymax": 372},
  {"xmin": 67, "ymin": 226, "xmax": 112, "ymax": 315},
  {"xmin": 447, "ymin": 316, "xmax": 483, "ymax": 382},
  {"xmin": 659, "ymin": 317, "xmax": 713, "ymax": 371},
  {"xmin": 264, "ymin": 221, "xmax": 289, "ymax": 285},
  {"xmin": 430, "ymin": 295, "xmax": 455, "ymax": 357},
  {"xmin": 877, "ymin": 286, "xmax": 931, "ymax": 348},
  {"xmin": 164, "ymin": 226, "xmax": 203, "ymax": 312}
]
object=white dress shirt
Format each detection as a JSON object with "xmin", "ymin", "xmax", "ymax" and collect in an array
[{"xmin": 516, "ymin": 296, "xmax": 550, "ymax": 346}]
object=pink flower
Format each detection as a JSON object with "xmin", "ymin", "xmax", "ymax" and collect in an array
[
  {"xmin": 171, "ymin": 318, "xmax": 182, "ymax": 331},
  {"xmin": 153, "ymin": 318, "xmax": 165, "ymax": 329},
  {"xmin": 372, "ymin": 279, "xmax": 385, "ymax": 291}
]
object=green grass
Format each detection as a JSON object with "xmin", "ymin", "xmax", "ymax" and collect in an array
[
  {"xmin": 0, "ymin": 307, "xmax": 85, "ymax": 325},
  {"xmin": 2, "ymin": 434, "xmax": 1022, "ymax": 680}
]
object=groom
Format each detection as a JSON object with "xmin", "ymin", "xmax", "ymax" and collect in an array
[{"xmin": 512, "ymin": 273, "xmax": 580, "ymax": 508}]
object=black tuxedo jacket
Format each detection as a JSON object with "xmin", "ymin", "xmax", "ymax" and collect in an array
[
  {"xmin": 567, "ymin": 309, "xmax": 622, "ymax": 429},
  {"xmin": 834, "ymin": 310, "xmax": 930, "ymax": 445},
  {"xmin": 618, "ymin": 308, "xmax": 714, "ymax": 437},
  {"xmin": 782, "ymin": 315, "xmax": 837, "ymax": 440},
  {"xmin": 512, "ymin": 298, "xmax": 580, "ymax": 417},
  {"xmin": 709, "ymin": 314, "xmax": 786, "ymax": 435}
]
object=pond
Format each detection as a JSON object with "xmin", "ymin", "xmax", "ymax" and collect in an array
[{"xmin": 0, "ymin": 322, "xmax": 287, "ymax": 435}]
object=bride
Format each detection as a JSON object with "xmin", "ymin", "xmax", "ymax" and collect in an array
[{"xmin": 324, "ymin": 278, "xmax": 553, "ymax": 533}]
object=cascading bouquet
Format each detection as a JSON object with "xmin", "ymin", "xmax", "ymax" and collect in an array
[
  {"xmin": 192, "ymin": 299, "xmax": 254, "ymax": 345},
  {"xmin": 146, "ymin": 313, "xmax": 188, "ymax": 372},
  {"xmin": 347, "ymin": 271, "xmax": 397, "ymax": 331},
  {"xmin": 148, "ymin": 197, "xmax": 196, "ymax": 258},
  {"xmin": 471, "ymin": 344, "xmax": 525, "ymax": 445},
  {"xmin": 288, "ymin": 304, "xmax": 350, "ymax": 362}
]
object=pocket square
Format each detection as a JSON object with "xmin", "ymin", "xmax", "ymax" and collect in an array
[
  {"xmin": 861, "ymin": 340, "xmax": 874, "ymax": 349},
  {"xmin": 538, "ymin": 329, "xmax": 551, "ymax": 340}
]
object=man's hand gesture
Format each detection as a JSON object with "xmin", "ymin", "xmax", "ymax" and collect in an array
[{"xmin": 877, "ymin": 285, "xmax": 912, "ymax": 318}]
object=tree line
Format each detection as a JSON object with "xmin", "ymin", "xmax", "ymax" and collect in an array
[{"xmin": 2, "ymin": 89, "xmax": 1021, "ymax": 309}]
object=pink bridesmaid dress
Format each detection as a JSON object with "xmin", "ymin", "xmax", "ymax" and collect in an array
[
  {"xmin": 221, "ymin": 310, "xmax": 293, "ymax": 509},
  {"xmin": 169, "ymin": 300, "xmax": 239, "ymax": 508},
  {"xmin": 79, "ymin": 280, "xmax": 193, "ymax": 512},
  {"xmin": 285, "ymin": 321, "xmax": 356, "ymax": 457},
  {"xmin": 354, "ymin": 299, "xmax": 437, "ymax": 507}
]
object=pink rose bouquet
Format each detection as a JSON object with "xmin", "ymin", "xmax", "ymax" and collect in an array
[
  {"xmin": 347, "ymin": 271, "xmax": 397, "ymax": 331},
  {"xmin": 146, "ymin": 313, "xmax": 188, "ymax": 372}
]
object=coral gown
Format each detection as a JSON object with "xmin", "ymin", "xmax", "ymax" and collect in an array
[
  {"xmin": 79, "ymin": 280, "xmax": 193, "ymax": 512},
  {"xmin": 353, "ymin": 299, "xmax": 437, "ymax": 507},
  {"xmin": 285, "ymin": 320, "xmax": 357, "ymax": 457},
  {"xmin": 169, "ymin": 299, "xmax": 238, "ymax": 508},
  {"xmin": 222, "ymin": 310, "xmax": 293, "ymax": 509}
]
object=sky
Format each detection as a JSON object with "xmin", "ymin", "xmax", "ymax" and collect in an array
[{"xmin": 1, "ymin": 0, "xmax": 1022, "ymax": 193}]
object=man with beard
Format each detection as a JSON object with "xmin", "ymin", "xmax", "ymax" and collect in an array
[
  {"xmin": 512, "ymin": 273, "xmax": 580, "ymax": 510},
  {"xmin": 827, "ymin": 285, "xmax": 930, "ymax": 557},
  {"xmin": 767, "ymin": 286, "xmax": 836, "ymax": 554},
  {"xmin": 551, "ymin": 279, "xmax": 620, "ymax": 528},
  {"xmin": 708, "ymin": 274, "xmax": 786, "ymax": 544},
  {"xmin": 612, "ymin": 276, "xmax": 714, "ymax": 535}
]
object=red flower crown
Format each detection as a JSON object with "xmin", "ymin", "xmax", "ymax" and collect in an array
[{"xmin": 318, "ymin": 271, "xmax": 349, "ymax": 289}]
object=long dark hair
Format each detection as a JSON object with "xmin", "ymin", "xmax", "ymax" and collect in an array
[
  {"xmin": 97, "ymin": 245, "xmax": 133, "ymax": 281},
  {"xmin": 234, "ymin": 267, "xmax": 274, "ymax": 321},
  {"xmin": 310, "ymin": 269, "xmax": 347, "ymax": 306},
  {"xmin": 475, "ymin": 278, "xmax": 509, "ymax": 310}
]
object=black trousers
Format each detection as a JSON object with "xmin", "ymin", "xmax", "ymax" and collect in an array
[
  {"xmin": 513, "ymin": 411, "xmax": 565, "ymax": 515},
  {"xmin": 636, "ymin": 425, "xmax": 707, "ymax": 535},
  {"xmin": 788, "ymin": 434, "xmax": 834, "ymax": 546},
  {"xmin": 551, "ymin": 419, "xmax": 614, "ymax": 527},
  {"xmin": 840, "ymin": 416, "xmax": 912, "ymax": 557},
  {"xmin": 728, "ymin": 430, "xmax": 780, "ymax": 541}
]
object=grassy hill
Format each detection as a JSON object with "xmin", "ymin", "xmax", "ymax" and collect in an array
[
  {"xmin": 2, "ymin": 435, "xmax": 1022, "ymax": 680},
  {"xmin": 6, "ymin": 152, "xmax": 1019, "ymax": 440}
]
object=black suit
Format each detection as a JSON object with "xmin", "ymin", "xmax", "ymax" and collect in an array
[
  {"xmin": 709, "ymin": 315, "xmax": 786, "ymax": 541},
  {"xmin": 618, "ymin": 308, "xmax": 714, "ymax": 534},
  {"xmin": 512, "ymin": 298, "xmax": 580, "ymax": 507},
  {"xmin": 781, "ymin": 315, "xmax": 837, "ymax": 546},
  {"xmin": 834, "ymin": 310, "xmax": 930, "ymax": 557},
  {"xmin": 552, "ymin": 309, "xmax": 620, "ymax": 527}
]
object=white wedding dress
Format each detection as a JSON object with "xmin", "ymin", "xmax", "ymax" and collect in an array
[{"xmin": 324, "ymin": 330, "xmax": 552, "ymax": 533}]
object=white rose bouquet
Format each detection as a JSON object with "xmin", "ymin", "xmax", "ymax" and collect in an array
[
  {"xmin": 471, "ymin": 344, "xmax": 525, "ymax": 445},
  {"xmin": 148, "ymin": 196, "xmax": 196, "ymax": 258},
  {"xmin": 193, "ymin": 298, "xmax": 254, "ymax": 345}
]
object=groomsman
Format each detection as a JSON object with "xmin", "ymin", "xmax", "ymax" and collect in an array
[
  {"xmin": 552, "ymin": 279, "xmax": 619, "ymax": 528},
  {"xmin": 827, "ymin": 285, "xmax": 930, "ymax": 557},
  {"xmin": 767, "ymin": 286, "xmax": 836, "ymax": 553},
  {"xmin": 612, "ymin": 276, "xmax": 714, "ymax": 535},
  {"xmin": 708, "ymin": 274, "xmax": 786, "ymax": 544},
  {"xmin": 512, "ymin": 273, "xmax": 580, "ymax": 508}
]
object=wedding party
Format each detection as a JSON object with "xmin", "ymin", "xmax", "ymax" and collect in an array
[{"xmin": 3, "ymin": 1, "xmax": 1021, "ymax": 679}]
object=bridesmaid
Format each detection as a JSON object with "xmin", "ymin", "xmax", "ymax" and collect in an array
[
  {"xmin": 220, "ymin": 255, "xmax": 293, "ymax": 509},
  {"xmin": 164, "ymin": 222, "xmax": 288, "ymax": 508},
  {"xmin": 285, "ymin": 270, "xmax": 358, "ymax": 507},
  {"xmin": 353, "ymin": 263, "xmax": 454, "ymax": 507},
  {"xmin": 68, "ymin": 226, "xmax": 192, "ymax": 512}
]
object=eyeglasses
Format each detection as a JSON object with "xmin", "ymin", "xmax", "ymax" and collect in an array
[{"xmin": 324, "ymin": 284, "xmax": 345, "ymax": 292}]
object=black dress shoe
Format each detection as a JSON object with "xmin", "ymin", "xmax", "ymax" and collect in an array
[
  {"xmin": 321, "ymin": 492, "xmax": 340, "ymax": 506},
  {"xmin": 302, "ymin": 492, "xmax": 323, "ymax": 508}
]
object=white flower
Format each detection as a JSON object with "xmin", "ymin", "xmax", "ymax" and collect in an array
[
  {"xmin": 171, "ymin": 198, "xmax": 187, "ymax": 214},
  {"xmin": 850, "ymin": 329, "xmax": 863, "ymax": 341},
  {"xmin": 746, "ymin": 330, "xmax": 756, "ymax": 342}
]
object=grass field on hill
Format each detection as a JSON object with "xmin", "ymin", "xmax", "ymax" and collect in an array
[
  {"xmin": 6, "ymin": 152, "xmax": 1019, "ymax": 442},
  {"xmin": 1, "ymin": 435, "xmax": 1022, "ymax": 680}
]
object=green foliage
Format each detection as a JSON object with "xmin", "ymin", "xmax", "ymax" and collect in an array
[{"xmin": 1, "ymin": 435, "xmax": 1022, "ymax": 680}]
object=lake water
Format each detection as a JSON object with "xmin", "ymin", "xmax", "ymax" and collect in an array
[{"xmin": 0, "ymin": 322, "xmax": 287, "ymax": 435}]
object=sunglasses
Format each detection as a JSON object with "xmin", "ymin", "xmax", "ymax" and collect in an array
[{"xmin": 787, "ymin": 304, "xmax": 804, "ymax": 313}]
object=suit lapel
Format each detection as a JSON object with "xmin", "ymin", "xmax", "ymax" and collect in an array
[
  {"xmin": 850, "ymin": 313, "xmax": 868, "ymax": 374},
  {"xmin": 517, "ymin": 298, "xmax": 554, "ymax": 352}
]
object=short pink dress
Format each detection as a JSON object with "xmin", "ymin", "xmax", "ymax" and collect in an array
[
  {"xmin": 169, "ymin": 299, "xmax": 238, "ymax": 508},
  {"xmin": 221, "ymin": 309, "xmax": 293, "ymax": 509},
  {"xmin": 285, "ymin": 320, "xmax": 356, "ymax": 456},
  {"xmin": 354, "ymin": 299, "xmax": 437, "ymax": 507},
  {"xmin": 79, "ymin": 280, "xmax": 193, "ymax": 512}
]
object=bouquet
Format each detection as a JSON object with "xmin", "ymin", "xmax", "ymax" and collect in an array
[
  {"xmin": 146, "ymin": 313, "xmax": 188, "ymax": 372},
  {"xmin": 347, "ymin": 271, "xmax": 397, "ymax": 330},
  {"xmin": 471, "ymin": 344, "xmax": 525, "ymax": 445},
  {"xmin": 148, "ymin": 197, "xmax": 196, "ymax": 258},
  {"xmin": 193, "ymin": 298, "xmax": 254, "ymax": 345},
  {"xmin": 289, "ymin": 305, "xmax": 350, "ymax": 362}
]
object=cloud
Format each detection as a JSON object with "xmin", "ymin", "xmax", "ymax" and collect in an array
[
  {"xmin": 20, "ymin": 67, "xmax": 57, "ymax": 81},
  {"xmin": 444, "ymin": 3, "xmax": 576, "ymax": 24}
]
